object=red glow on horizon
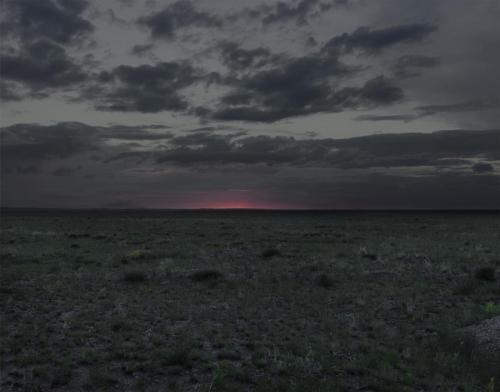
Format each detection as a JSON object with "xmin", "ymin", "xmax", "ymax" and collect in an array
[
  {"xmin": 172, "ymin": 191, "xmax": 307, "ymax": 210},
  {"xmin": 184, "ymin": 200, "xmax": 305, "ymax": 210}
]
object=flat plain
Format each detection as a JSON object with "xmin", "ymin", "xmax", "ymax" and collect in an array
[{"xmin": 1, "ymin": 210, "xmax": 499, "ymax": 391}]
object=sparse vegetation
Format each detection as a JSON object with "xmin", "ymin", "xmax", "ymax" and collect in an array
[{"xmin": 1, "ymin": 211, "xmax": 499, "ymax": 391}]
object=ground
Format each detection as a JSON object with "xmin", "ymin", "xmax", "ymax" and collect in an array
[{"xmin": 1, "ymin": 211, "xmax": 499, "ymax": 391}]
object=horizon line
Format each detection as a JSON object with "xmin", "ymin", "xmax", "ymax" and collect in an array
[{"xmin": 1, "ymin": 206, "xmax": 499, "ymax": 213}]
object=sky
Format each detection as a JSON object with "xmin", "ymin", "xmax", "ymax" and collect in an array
[{"xmin": 1, "ymin": 0, "xmax": 499, "ymax": 209}]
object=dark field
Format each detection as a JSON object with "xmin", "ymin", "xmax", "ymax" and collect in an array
[{"xmin": 1, "ymin": 211, "xmax": 500, "ymax": 391}]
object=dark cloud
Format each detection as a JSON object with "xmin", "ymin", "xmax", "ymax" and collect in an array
[
  {"xmin": 135, "ymin": 0, "xmax": 355, "ymax": 42},
  {"xmin": 415, "ymin": 100, "xmax": 499, "ymax": 116},
  {"xmin": 208, "ymin": 70, "xmax": 403, "ymax": 122},
  {"xmin": 115, "ymin": 0, "xmax": 134, "ymax": 6},
  {"xmin": 323, "ymin": 23, "xmax": 437, "ymax": 55},
  {"xmin": 0, "ymin": 122, "xmax": 172, "ymax": 173},
  {"xmin": 16, "ymin": 166, "xmax": 39, "ymax": 175},
  {"xmin": 100, "ymin": 8, "xmax": 129, "ymax": 27},
  {"xmin": 137, "ymin": 0, "xmax": 221, "ymax": 40},
  {"xmin": 0, "ymin": 82, "xmax": 22, "ymax": 102},
  {"xmin": 244, "ymin": 0, "xmax": 352, "ymax": 27},
  {"xmin": 1, "ymin": 0, "xmax": 94, "ymax": 44},
  {"xmin": 217, "ymin": 42, "xmax": 275, "ymax": 71},
  {"xmin": 0, "ymin": 40, "xmax": 87, "ymax": 93},
  {"xmin": 356, "ymin": 99, "xmax": 499, "ymax": 123},
  {"xmin": 87, "ymin": 61, "xmax": 200, "ymax": 112},
  {"xmin": 260, "ymin": 0, "xmax": 341, "ymax": 26},
  {"xmin": 472, "ymin": 162, "xmax": 494, "ymax": 174},
  {"xmin": 2, "ymin": 123, "xmax": 499, "ymax": 209},
  {"xmin": 354, "ymin": 75, "xmax": 404, "ymax": 105},
  {"xmin": 130, "ymin": 43, "xmax": 155, "ymax": 57},
  {"xmin": 0, "ymin": 122, "xmax": 101, "ymax": 173},
  {"xmin": 331, "ymin": 130, "xmax": 500, "ymax": 162},
  {"xmin": 267, "ymin": 172, "xmax": 500, "ymax": 210},
  {"xmin": 392, "ymin": 54, "xmax": 440, "ymax": 79},
  {"xmin": 85, "ymin": 41, "xmax": 403, "ymax": 119},
  {"xmin": 100, "ymin": 125, "xmax": 173, "ymax": 140},
  {"xmin": 354, "ymin": 114, "xmax": 418, "ymax": 122},
  {"xmin": 150, "ymin": 129, "xmax": 500, "ymax": 169},
  {"xmin": 198, "ymin": 35, "xmax": 413, "ymax": 122},
  {"xmin": 52, "ymin": 166, "xmax": 82, "ymax": 176},
  {"xmin": 4, "ymin": 123, "xmax": 498, "ymax": 173}
]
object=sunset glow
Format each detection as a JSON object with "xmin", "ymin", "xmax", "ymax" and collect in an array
[{"xmin": 178, "ymin": 194, "xmax": 307, "ymax": 210}]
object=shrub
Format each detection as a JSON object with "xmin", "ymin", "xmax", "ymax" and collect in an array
[
  {"xmin": 316, "ymin": 273, "xmax": 334, "ymax": 288},
  {"xmin": 361, "ymin": 253, "xmax": 378, "ymax": 261},
  {"xmin": 475, "ymin": 266, "xmax": 496, "ymax": 282},
  {"xmin": 123, "ymin": 270, "xmax": 147, "ymax": 283},
  {"xmin": 127, "ymin": 250, "xmax": 149, "ymax": 260},
  {"xmin": 110, "ymin": 319, "xmax": 132, "ymax": 333},
  {"xmin": 217, "ymin": 350, "xmax": 242, "ymax": 361},
  {"xmin": 163, "ymin": 344, "xmax": 192, "ymax": 368},
  {"xmin": 189, "ymin": 269, "xmax": 223, "ymax": 282},
  {"xmin": 260, "ymin": 248, "xmax": 282, "ymax": 259}
]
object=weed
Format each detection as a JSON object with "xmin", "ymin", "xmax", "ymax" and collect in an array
[{"xmin": 484, "ymin": 302, "xmax": 500, "ymax": 316}]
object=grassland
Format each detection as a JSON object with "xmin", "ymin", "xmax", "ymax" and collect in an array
[{"xmin": 1, "ymin": 210, "xmax": 499, "ymax": 391}]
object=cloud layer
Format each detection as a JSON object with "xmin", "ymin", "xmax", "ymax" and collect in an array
[
  {"xmin": 1, "ymin": 0, "xmax": 499, "ymax": 209},
  {"xmin": 2, "ymin": 123, "xmax": 499, "ymax": 208}
]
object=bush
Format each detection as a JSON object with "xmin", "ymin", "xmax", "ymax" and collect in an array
[
  {"xmin": 163, "ymin": 344, "xmax": 192, "ymax": 368},
  {"xmin": 189, "ymin": 269, "xmax": 223, "ymax": 282},
  {"xmin": 260, "ymin": 248, "xmax": 282, "ymax": 259},
  {"xmin": 475, "ymin": 266, "xmax": 496, "ymax": 282},
  {"xmin": 127, "ymin": 250, "xmax": 150, "ymax": 260},
  {"xmin": 316, "ymin": 273, "xmax": 334, "ymax": 288},
  {"xmin": 123, "ymin": 270, "xmax": 147, "ymax": 283}
]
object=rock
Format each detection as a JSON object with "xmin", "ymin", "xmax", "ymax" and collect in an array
[{"xmin": 460, "ymin": 316, "xmax": 500, "ymax": 358}]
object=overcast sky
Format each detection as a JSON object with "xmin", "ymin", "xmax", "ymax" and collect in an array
[{"xmin": 1, "ymin": 0, "xmax": 499, "ymax": 209}]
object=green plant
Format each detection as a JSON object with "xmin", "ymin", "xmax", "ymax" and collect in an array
[{"xmin": 484, "ymin": 302, "xmax": 500, "ymax": 316}]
